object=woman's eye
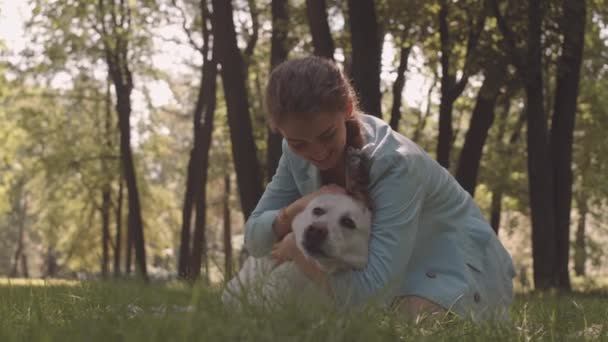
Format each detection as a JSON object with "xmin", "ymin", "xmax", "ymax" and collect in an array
[
  {"xmin": 312, "ymin": 207, "xmax": 326, "ymax": 216},
  {"xmin": 340, "ymin": 216, "xmax": 356, "ymax": 230}
]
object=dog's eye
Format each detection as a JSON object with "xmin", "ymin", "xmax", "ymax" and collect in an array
[
  {"xmin": 340, "ymin": 216, "xmax": 356, "ymax": 230},
  {"xmin": 312, "ymin": 207, "xmax": 326, "ymax": 216}
]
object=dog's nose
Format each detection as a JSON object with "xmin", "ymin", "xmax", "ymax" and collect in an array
[{"xmin": 304, "ymin": 224, "xmax": 328, "ymax": 254}]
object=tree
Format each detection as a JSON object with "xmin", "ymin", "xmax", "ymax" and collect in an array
[
  {"xmin": 347, "ymin": 0, "xmax": 382, "ymax": 118},
  {"xmin": 455, "ymin": 57, "xmax": 507, "ymax": 196},
  {"xmin": 492, "ymin": 0, "xmax": 587, "ymax": 290},
  {"xmin": 211, "ymin": 0, "xmax": 263, "ymax": 220},
  {"xmin": 174, "ymin": 0, "xmax": 218, "ymax": 280},
  {"xmin": 96, "ymin": 0, "xmax": 148, "ymax": 280},
  {"xmin": 266, "ymin": 0, "xmax": 290, "ymax": 181},
  {"xmin": 306, "ymin": 0, "xmax": 335, "ymax": 59},
  {"xmin": 436, "ymin": 0, "xmax": 486, "ymax": 169},
  {"xmin": 550, "ymin": 0, "xmax": 586, "ymax": 290}
]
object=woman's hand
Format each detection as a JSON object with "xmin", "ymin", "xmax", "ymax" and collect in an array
[
  {"xmin": 271, "ymin": 232, "xmax": 298, "ymax": 265},
  {"xmin": 295, "ymin": 184, "xmax": 347, "ymax": 213},
  {"xmin": 273, "ymin": 184, "xmax": 347, "ymax": 240}
]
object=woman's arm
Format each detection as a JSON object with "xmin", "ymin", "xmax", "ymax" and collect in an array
[
  {"xmin": 244, "ymin": 142, "xmax": 301, "ymax": 257},
  {"xmin": 271, "ymin": 233, "xmax": 332, "ymax": 294},
  {"xmin": 327, "ymin": 153, "xmax": 427, "ymax": 309}
]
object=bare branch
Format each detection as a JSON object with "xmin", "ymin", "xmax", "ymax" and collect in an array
[
  {"xmin": 244, "ymin": 0, "xmax": 259, "ymax": 60},
  {"xmin": 488, "ymin": 0, "xmax": 525, "ymax": 73},
  {"xmin": 171, "ymin": 0, "xmax": 204, "ymax": 54},
  {"xmin": 454, "ymin": 2, "xmax": 487, "ymax": 96}
]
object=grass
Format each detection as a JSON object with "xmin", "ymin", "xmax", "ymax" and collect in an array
[{"xmin": 0, "ymin": 279, "xmax": 607, "ymax": 341}]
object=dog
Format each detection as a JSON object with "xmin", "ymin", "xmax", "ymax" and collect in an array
[
  {"xmin": 221, "ymin": 192, "xmax": 372, "ymax": 308},
  {"xmin": 222, "ymin": 147, "xmax": 372, "ymax": 308}
]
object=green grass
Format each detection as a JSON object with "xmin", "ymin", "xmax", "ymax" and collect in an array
[{"xmin": 0, "ymin": 279, "xmax": 607, "ymax": 341}]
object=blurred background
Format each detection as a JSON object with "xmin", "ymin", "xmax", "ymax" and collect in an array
[{"xmin": 0, "ymin": 0, "xmax": 606, "ymax": 292}]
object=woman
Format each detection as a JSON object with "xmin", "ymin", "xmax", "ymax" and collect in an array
[{"xmin": 244, "ymin": 56, "xmax": 515, "ymax": 322}]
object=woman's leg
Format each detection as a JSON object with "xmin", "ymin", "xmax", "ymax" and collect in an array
[{"xmin": 391, "ymin": 295, "xmax": 448, "ymax": 323}]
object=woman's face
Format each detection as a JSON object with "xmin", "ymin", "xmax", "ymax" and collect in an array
[{"xmin": 277, "ymin": 109, "xmax": 350, "ymax": 170}]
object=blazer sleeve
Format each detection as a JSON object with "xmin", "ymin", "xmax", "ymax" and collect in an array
[
  {"xmin": 327, "ymin": 152, "xmax": 427, "ymax": 309},
  {"xmin": 244, "ymin": 141, "xmax": 301, "ymax": 257}
]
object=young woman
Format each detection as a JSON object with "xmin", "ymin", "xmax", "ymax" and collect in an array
[{"xmin": 244, "ymin": 56, "xmax": 515, "ymax": 322}]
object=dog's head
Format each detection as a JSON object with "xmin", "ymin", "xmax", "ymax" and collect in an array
[{"xmin": 292, "ymin": 193, "xmax": 372, "ymax": 273}]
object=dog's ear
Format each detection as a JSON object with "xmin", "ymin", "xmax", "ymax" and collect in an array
[{"xmin": 345, "ymin": 147, "xmax": 372, "ymax": 209}]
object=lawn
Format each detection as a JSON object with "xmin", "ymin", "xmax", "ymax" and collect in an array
[{"xmin": 0, "ymin": 279, "xmax": 607, "ymax": 341}]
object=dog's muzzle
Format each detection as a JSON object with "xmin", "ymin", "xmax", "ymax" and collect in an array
[{"xmin": 304, "ymin": 223, "xmax": 328, "ymax": 255}]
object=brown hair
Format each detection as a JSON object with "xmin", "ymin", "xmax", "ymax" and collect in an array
[{"xmin": 265, "ymin": 56, "xmax": 364, "ymax": 149}]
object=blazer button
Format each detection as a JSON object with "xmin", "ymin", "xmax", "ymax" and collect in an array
[
  {"xmin": 474, "ymin": 292, "xmax": 481, "ymax": 303},
  {"xmin": 426, "ymin": 271, "xmax": 436, "ymax": 279}
]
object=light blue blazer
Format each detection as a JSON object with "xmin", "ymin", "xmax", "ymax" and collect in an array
[{"xmin": 245, "ymin": 114, "xmax": 515, "ymax": 321}]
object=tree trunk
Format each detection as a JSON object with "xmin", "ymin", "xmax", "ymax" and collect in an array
[
  {"xmin": 490, "ymin": 189, "xmax": 503, "ymax": 234},
  {"xmin": 100, "ymin": 73, "xmax": 113, "ymax": 278},
  {"xmin": 488, "ymin": 92, "xmax": 522, "ymax": 235},
  {"xmin": 191, "ymin": 56, "xmax": 218, "ymax": 281},
  {"xmin": 114, "ymin": 81, "xmax": 147, "ymax": 280},
  {"xmin": 101, "ymin": 185, "xmax": 111, "ymax": 277},
  {"xmin": 21, "ymin": 254, "xmax": 29, "ymax": 278},
  {"xmin": 223, "ymin": 174, "xmax": 233, "ymax": 279},
  {"xmin": 114, "ymin": 176, "xmax": 123, "ymax": 277},
  {"xmin": 10, "ymin": 190, "xmax": 27, "ymax": 278},
  {"xmin": 550, "ymin": 0, "xmax": 586, "ymax": 291},
  {"xmin": 573, "ymin": 197, "xmax": 587, "ymax": 276},
  {"xmin": 179, "ymin": 0, "xmax": 217, "ymax": 281},
  {"xmin": 456, "ymin": 60, "xmax": 507, "ymax": 196},
  {"xmin": 267, "ymin": 0, "xmax": 289, "ymax": 181},
  {"xmin": 46, "ymin": 247, "xmax": 58, "ymax": 278},
  {"xmin": 305, "ymin": 0, "xmax": 334, "ymax": 59},
  {"xmin": 347, "ymin": 0, "xmax": 382, "ymax": 118},
  {"xmin": 389, "ymin": 40, "xmax": 411, "ymax": 132},
  {"xmin": 211, "ymin": 0, "xmax": 264, "ymax": 220},
  {"xmin": 125, "ymin": 182, "xmax": 133, "ymax": 276},
  {"xmin": 98, "ymin": 0, "xmax": 147, "ymax": 281},
  {"xmin": 436, "ymin": 0, "xmax": 485, "ymax": 169},
  {"xmin": 525, "ymin": 0, "xmax": 557, "ymax": 290}
]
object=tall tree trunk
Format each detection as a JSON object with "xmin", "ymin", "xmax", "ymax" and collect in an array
[
  {"xmin": 10, "ymin": 194, "xmax": 27, "ymax": 278},
  {"xmin": 125, "ymin": 221, "xmax": 133, "ymax": 275},
  {"xmin": 525, "ymin": 0, "xmax": 557, "ymax": 290},
  {"xmin": 347, "ymin": 0, "xmax": 382, "ymax": 118},
  {"xmin": 114, "ymin": 82, "xmax": 147, "ymax": 280},
  {"xmin": 100, "ymin": 74, "xmax": 113, "ymax": 278},
  {"xmin": 389, "ymin": 39, "xmax": 411, "ymax": 131},
  {"xmin": 223, "ymin": 174, "xmax": 233, "ymax": 279},
  {"xmin": 488, "ymin": 93, "xmax": 522, "ymax": 234},
  {"xmin": 267, "ymin": 0, "xmax": 289, "ymax": 181},
  {"xmin": 191, "ymin": 55, "xmax": 218, "ymax": 281},
  {"xmin": 99, "ymin": 0, "xmax": 147, "ymax": 280},
  {"xmin": 46, "ymin": 247, "xmax": 58, "ymax": 278},
  {"xmin": 550, "ymin": 0, "xmax": 586, "ymax": 291},
  {"xmin": 211, "ymin": 0, "xmax": 264, "ymax": 220},
  {"xmin": 20, "ymin": 254, "xmax": 29, "ymax": 278},
  {"xmin": 101, "ymin": 185, "xmax": 111, "ymax": 278},
  {"xmin": 573, "ymin": 196, "xmax": 587, "ymax": 277},
  {"xmin": 489, "ymin": 189, "xmax": 503, "ymax": 234},
  {"xmin": 305, "ymin": 0, "xmax": 334, "ymax": 59},
  {"xmin": 436, "ymin": 0, "xmax": 485, "ymax": 169},
  {"xmin": 114, "ymin": 176, "xmax": 123, "ymax": 277},
  {"xmin": 456, "ymin": 60, "xmax": 507, "ymax": 196},
  {"xmin": 179, "ymin": 0, "xmax": 217, "ymax": 280}
]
